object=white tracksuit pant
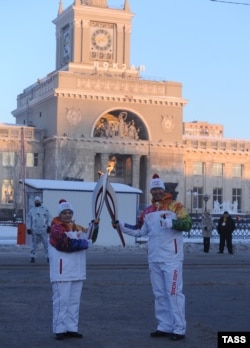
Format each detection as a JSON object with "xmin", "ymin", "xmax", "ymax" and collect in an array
[
  {"xmin": 52, "ymin": 280, "xmax": 83, "ymax": 334},
  {"xmin": 149, "ymin": 260, "xmax": 186, "ymax": 335}
]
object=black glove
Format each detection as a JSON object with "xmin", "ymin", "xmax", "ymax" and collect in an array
[
  {"xmin": 27, "ymin": 229, "xmax": 32, "ymax": 235},
  {"xmin": 112, "ymin": 220, "xmax": 119, "ymax": 229},
  {"xmin": 47, "ymin": 226, "xmax": 51, "ymax": 233},
  {"xmin": 91, "ymin": 227, "xmax": 99, "ymax": 243},
  {"xmin": 90, "ymin": 220, "xmax": 99, "ymax": 243}
]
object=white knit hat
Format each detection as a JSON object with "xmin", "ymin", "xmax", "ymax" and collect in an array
[
  {"xmin": 34, "ymin": 196, "xmax": 41, "ymax": 202},
  {"xmin": 58, "ymin": 199, "xmax": 74, "ymax": 215},
  {"xmin": 150, "ymin": 173, "xmax": 165, "ymax": 191}
]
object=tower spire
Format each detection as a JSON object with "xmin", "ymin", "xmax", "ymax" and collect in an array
[
  {"xmin": 124, "ymin": 0, "xmax": 130, "ymax": 11},
  {"xmin": 58, "ymin": 0, "xmax": 63, "ymax": 15}
]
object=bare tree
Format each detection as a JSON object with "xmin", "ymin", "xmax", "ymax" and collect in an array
[{"xmin": 44, "ymin": 136, "xmax": 89, "ymax": 181}]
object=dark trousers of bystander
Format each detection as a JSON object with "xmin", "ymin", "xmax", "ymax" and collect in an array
[
  {"xmin": 203, "ymin": 237, "xmax": 210, "ymax": 253},
  {"xmin": 219, "ymin": 232, "xmax": 233, "ymax": 254}
]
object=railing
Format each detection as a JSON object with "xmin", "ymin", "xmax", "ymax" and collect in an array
[
  {"xmin": 184, "ymin": 220, "xmax": 250, "ymax": 240},
  {"xmin": 0, "ymin": 220, "xmax": 23, "ymax": 227},
  {"xmin": 2, "ymin": 220, "xmax": 250, "ymax": 241}
]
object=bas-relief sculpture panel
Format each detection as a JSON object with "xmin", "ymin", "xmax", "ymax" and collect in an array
[{"xmin": 93, "ymin": 110, "xmax": 148, "ymax": 141}]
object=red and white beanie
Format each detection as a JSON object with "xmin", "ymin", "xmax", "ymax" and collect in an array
[
  {"xmin": 58, "ymin": 199, "xmax": 74, "ymax": 215},
  {"xmin": 150, "ymin": 173, "xmax": 165, "ymax": 191}
]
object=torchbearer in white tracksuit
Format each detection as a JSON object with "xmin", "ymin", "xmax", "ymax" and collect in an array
[
  {"xmin": 112, "ymin": 174, "xmax": 192, "ymax": 342},
  {"xmin": 48, "ymin": 199, "xmax": 99, "ymax": 341}
]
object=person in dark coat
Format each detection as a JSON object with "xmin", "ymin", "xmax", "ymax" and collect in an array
[{"xmin": 217, "ymin": 211, "xmax": 235, "ymax": 254}]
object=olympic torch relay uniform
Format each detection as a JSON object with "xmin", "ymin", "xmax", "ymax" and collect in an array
[
  {"xmin": 118, "ymin": 191, "xmax": 192, "ymax": 337},
  {"xmin": 49, "ymin": 218, "xmax": 91, "ymax": 282},
  {"xmin": 48, "ymin": 199, "xmax": 95, "ymax": 339}
]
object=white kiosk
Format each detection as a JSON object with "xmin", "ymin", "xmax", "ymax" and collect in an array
[{"xmin": 23, "ymin": 179, "xmax": 142, "ymax": 247}]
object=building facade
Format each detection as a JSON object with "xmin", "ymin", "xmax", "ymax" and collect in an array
[
  {"xmin": 0, "ymin": 124, "xmax": 45, "ymax": 219},
  {"xmin": 1, "ymin": 0, "xmax": 250, "ymax": 219}
]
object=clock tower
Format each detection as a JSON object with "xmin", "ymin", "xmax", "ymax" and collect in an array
[
  {"xmin": 54, "ymin": 0, "xmax": 134, "ymax": 76},
  {"xmin": 13, "ymin": 0, "xmax": 187, "ymax": 207}
]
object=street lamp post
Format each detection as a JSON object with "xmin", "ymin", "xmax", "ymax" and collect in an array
[{"xmin": 203, "ymin": 194, "xmax": 210, "ymax": 212}]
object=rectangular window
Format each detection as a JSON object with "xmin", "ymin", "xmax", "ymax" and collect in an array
[
  {"xmin": 212, "ymin": 163, "xmax": 223, "ymax": 176},
  {"xmin": 0, "ymin": 128, "xmax": 8, "ymax": 137},
  {"xmin": 232, "ymin": 164, "xmax": 242, "ymax": 178},
  {"xmin": 191, "ymin": 140, "xmax": 198, "ymax": 148},
  {"xmin": 200, "ymin": 141, "xmax": 206, "ymax": 149},
  {"xmin": 213, "ymin": 188, "xmax": 223, "ymax": 208},
  {"xmin": 9, "ymin": 129, "xmax": 19, "ymax": 138},
  {"xmin": 193, "ymin": 162, "xmax": 203, "ymax": 176},
  {"xmin": 231, "ymin": 142, "xmax": 237, "ymax": 151},
  {"xmin": 211, "ymin": 141, "xmax": 218, "ymax": 150},
  {"xmin": 26, "ymin": 153, "xmax": 38, "ymax": 167},
  {"xmin": 232, "ymin": 188, "xmax": 241, "ymax": 212},
  {"xmin": 1, "ymin": 179, "xmax": 14, "ymax": 204},
  {"xmin": 26, "ymin": 153, "xmax": 33, "ymax": 167},
  {"xmin": 34, "ymin": 153, "xmax": 38, "ymax": 167},
  {"xmin": 220, "ymin": 142, "xmax": 226, "ymax": 150},
  {"xmin": 24, "ymin": 129, "xmax": 33, "ymax": 139},
  {"xmin": 187, "ymin": 187, "xmax": 203, "ymax": 212},
  {"xmin": 239, "ymin": 143, "xmax": 245, "ymax": 151},
  {"xmin": 194, "ymin": 187, "xmax": 203, "ymax": 210},
  {"xmin": 2, "ymin": 152, "xmax": 15, "ymax": 167}
]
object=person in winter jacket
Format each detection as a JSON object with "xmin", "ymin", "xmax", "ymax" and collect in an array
[
  {"xmin": 26, "ymin": 196, "xmax": 52, "ymax": 263},
  {"xmin": 112, "ymin": 174, "xmax": 192, "ymax": 341},
  {"xmin": 201, "ymin": 211, "xmax": 214, "ymax": 253},
  {"xmin": 48, "ymin": 199, "xmax": 99, "ymax": 341},
  {"xmin": 217, "ymin": 211, "xmax": 235, "ymax": 254}
]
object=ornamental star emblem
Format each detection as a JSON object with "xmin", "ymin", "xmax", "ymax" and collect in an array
[
  {"xmin": 66, "ymin": 107, "xmax": 82, "ymax": 126},
  {"xmin": 161, "ymin": 114, "xmax": 174, "ymax": 132}
]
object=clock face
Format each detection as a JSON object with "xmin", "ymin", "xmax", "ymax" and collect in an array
[{"xmin": 91, "ymin": 29, "xmax": 112, "ymax": 51}]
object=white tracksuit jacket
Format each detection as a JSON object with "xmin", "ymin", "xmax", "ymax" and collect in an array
[
  {"xmin": 120, "ymin": 210, "xmax": 183, "ymax": 263},
  {"xmin": 49, "ymin": 239, "xmax": 87, "ymax": 282}
]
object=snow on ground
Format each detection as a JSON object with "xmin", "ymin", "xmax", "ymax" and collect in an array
[{"xmin": 0, "ymin": 225, "xmax": 18, "ymax": 244}]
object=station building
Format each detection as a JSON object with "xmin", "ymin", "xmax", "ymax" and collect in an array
[{"xmin": 1, "ymin": 0, "xmax": 250, "ymax": 220}]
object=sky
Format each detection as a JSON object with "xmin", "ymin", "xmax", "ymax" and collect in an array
[{"xmin": 0, "ymin": 0, "xmax": 249, "ymax": 140}]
